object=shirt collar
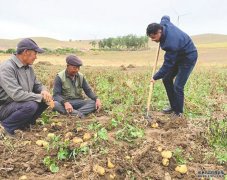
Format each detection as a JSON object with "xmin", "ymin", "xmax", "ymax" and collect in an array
[
  {"xmin": 11, "ymin": 54, "xmax": 29, "ymax": 69},
  {"xmin": 65, "ymin": 69, "xmax": 78, "ymax": 79},
  {"xmin": 160, "ymin": 25, "xmax": 166, "ymax": 43}
]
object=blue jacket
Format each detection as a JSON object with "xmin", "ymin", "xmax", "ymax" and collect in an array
[{"xmin": 153, "ymin": 16, "xmax": 197, "ymax": 80}]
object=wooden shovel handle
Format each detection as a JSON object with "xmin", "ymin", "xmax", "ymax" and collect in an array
[{"xmin": 146, "ymin": 44, "xmax": 160, "ymax": 115}]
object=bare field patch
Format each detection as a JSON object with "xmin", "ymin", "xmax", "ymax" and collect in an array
[{"xmin": 1, "ymin": 47, "xmax": 227, "ymax": 67}]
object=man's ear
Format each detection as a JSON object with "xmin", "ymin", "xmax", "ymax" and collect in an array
[{"xmin": 22, "ymin": 49, "xmax": 28, "ymax": 55}]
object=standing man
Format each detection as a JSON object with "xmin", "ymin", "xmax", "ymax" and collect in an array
[
  {"xmin": 53, "ymin": 55, "xmax": 101, "ymax": 118},
  {"xmin": 0, "ymin": 38, "xmax": 52, "ymax": 136},
  {"xmin": 146, "ymin": 16, "xmax": 198, "ymax": 117}
]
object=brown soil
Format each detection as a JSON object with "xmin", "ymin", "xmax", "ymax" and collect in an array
[{"xmin": 0, "ymin": 112, "xmax": 226, "ymax": 180}]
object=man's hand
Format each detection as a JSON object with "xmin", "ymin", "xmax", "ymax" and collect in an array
[
  {"xmin": 150, "ymin": 78, "xmax": 156, "ymax": 83},
  {"xmin": 41, "ymin": 90, "xmax": 52, "ymax": 102},
  {"xmin": 64, "ymin": 102, "xmax": 73, "ymax": 114},
  {"xmin": 95, "ymin": 98, "xmax": 102, "ymax": 111}
]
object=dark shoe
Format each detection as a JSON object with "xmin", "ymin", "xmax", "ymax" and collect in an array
[
  {"xmin": 169, "ymin": 112, "xmax": 184, "ymax": 119},
  {"xmin": 162, "ymin": 107, "xmax": 173, "ymax": 114},
  {"xmin": 0, "ymin": 125, "xmax": 15, "ymax": 139},
  {"xmin": 77, "ymin": 112, "xmax": 85, "ymax": 119}
]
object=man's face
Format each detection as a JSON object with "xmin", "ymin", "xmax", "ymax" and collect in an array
[
  {"xmin": 149, "ymin": 30, "xmax": 162, "ymax": 42},
  {"xmin": 23, "ymin": 50, "xmax": 37, "ymax": 65},
  {"xmin": 67, "ymin": 65, "xmax": 80, "ymax": 76}
]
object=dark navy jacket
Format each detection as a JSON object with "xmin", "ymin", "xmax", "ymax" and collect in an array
[{"xmin": 153, "ymin": 16, "xmax": 197, "ymax": 80}]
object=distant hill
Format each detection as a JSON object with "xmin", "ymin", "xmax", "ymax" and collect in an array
[
  {"xmin": 0, "ymin": 34, "xmax": 227, "ymax": 50},
  {"xmin": 0, "ymin": 37, "xmax": 92, "ymax": 50},
  {"xmin": 191, "ymin": 34, "xmax": 227, "ymax": 44}
]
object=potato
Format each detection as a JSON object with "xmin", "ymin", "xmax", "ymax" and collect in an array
[
  {"xmin": 175, "ymin": 165, "xmax": 188, "ymax": 174},
  {"xmin": 51, "ymin": 122, "xmax": 56, "ymax": 127},
  {"xmin": 93, "ymin": 164, "xmax": 105, "ymax": 176},
  {"xmin": 43, "ymin": 128, "xmax": 48, "ymax": 132},
  {"xmin": 19, "ymin": 175, "xmax": 28, "ymax": 180},
  {"xmin": 125, "ymin": 156, "xmax": 131, "ymax": 160},
  {"xmin": 151, "ymin": 122, "xmax": 159, "ymax": 128},
  {"xmin": 36, "ymin": 140, "xmax": 44, "ymax": 146},
  {"xmin": 47, "ymin": 100, "xmax": 55, "ymax": 109},
  {"xmin": 109, "ymin": 174, "xmax": 116, "ymax": 179},
  {"xmin": 22, "ymin": 141, "xmax": 31, "ymax": 146},
  {"xmin": 77, "ymin": 127, "xmax": 83, "ymax": 132},
  {"xmin": 83, "ymin": 133, "xmax": 92, "ymax": 141},
  {"xmin": 157, "ymin": 146, "xmax": 163, "ymax": 152},
  {"xmin": 107, "ymin": 158, "xmax": 115, "ymax": 168},
  {"xmin": 36, "ymin": 140, "xmax": 49, "ymax": 147},
  {"xmin": 80, "ymin": 142, "xmax": 88, "ymax": 148},
  {"xmin": 162, "ymin": 158, "xmax": 169, "ymax": 166},
  {"xmin": 47, "ymin": 133, "xmax": 55, "ymax": 139},
  {"xmin": 65, "ymin": 132, "xmax": 73, "ymax": 139},
  {"xmin": 72, "ymin": 137, "xmax": 83, "ymax": 144},
  {"xmin": 161, "ymin": 150, "xmax": 172, "ymax": 159},
  {"xmin": 56, "ymin": 122, "xmax": 62, "ymax": 127},
  {"xmin": 42, "ymin": 141, "xmax": 49, "ymax": 148}
]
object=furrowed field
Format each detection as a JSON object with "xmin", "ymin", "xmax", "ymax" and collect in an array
[{"xmin": 0, "ymin": 41, "xmax": 226, "ymax": 179}]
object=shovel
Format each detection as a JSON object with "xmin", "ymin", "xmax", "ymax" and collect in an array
[{"xmin": 145, "ymin": 44, "xmax": 160, "ymax": 122}]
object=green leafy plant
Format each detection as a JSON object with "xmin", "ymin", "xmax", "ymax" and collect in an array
[
  {"xmin": 43, "ymin": 156, "xmax": 59, "ymax": 173},
  {"xmin": 216, "ymin": 152, "xmax": 227, "ymax": 164},
  {"xmin": 40, "ymin": 112, "xmax": 50, "ymax": 125},
  {"xmin": 116, "ymin": 124, "xmax": 144, "ymax": 142},
  {"xmin": 173, "ymin": 147, "xmax": 187, "ymax": 165},
  {"xmin": 207, "ymin": 118, "xmax": 227, "ymax": 164},
  {"xmin": 97, "ymin": 127, "xmax": 108, "ymax": 140},
  {"xmin": 57, "ymin": 147, "xmax": 70, "ymax": 161},
  {"xmin": 207, "ymin": 119, "xmax": 227, "ymax": 148},
  {"xmin": 88, "ymin": 121, "xmax": 102, "ymax": 131},
  {"xmin": 111, "ymin": 118, "xmax": 119, "ymax": 128},
  {"xmin": 69, "ymin": 146, "xmax": 89, "ymax": 159}
]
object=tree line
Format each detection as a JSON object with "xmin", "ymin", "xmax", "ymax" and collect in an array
[
  {"xmin": 0, "ymin": 48, "xmax": 82, "ymax": 55},
  {"xmin": 0, "ymin": 34, "xmax": 149, "ymax": 54},
  {"xmin": 90, "ymin": 34, "xmax": 149, "ymax": 50}
]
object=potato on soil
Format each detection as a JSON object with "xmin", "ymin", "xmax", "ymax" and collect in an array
[
  {"xmin": 93, "ymin": 164, "xmax": 105, "ymax": 176},
  {"xmin": 65, "ymin": 132, "xmax": 73, "ymax": 139},
  {"xmin": 175, "ymin": 165, "xmax": 188, "ymax": 174},
  {"xmin": 36, "ymin": 140, "xmax": 49, "ymax": 147},
  {"xmin": 77, "ymin": 127, "xmax": 83, "ymax": 132},
  {"xmin": 162, "ymin": 158, "xmax": 169, "ymax": 166},
  {"xmin": 83, "ymin": 133, "xmax": 92, "ymax": 141},
  {"xmin": 157, "ymin": 146, "xmax": 163, "ymax": 152},
  {"xmin": 19, "ymin": 175, "xmax": 28, "ymax": 180},
  {"xmin": 56, "ymin": 122, "xmax": 62, "ymax": 126},
  {"xmin": 125, "ymin": 156, "xmax": 131, "ymax": 160},
  {"xmin": 80, "ymin": 142, "xmax": 88, "ymax": 148},
  {"xmin": 107, "ymin": 158, "xmax": 115, "ymax": 168},
  {"xmin": 151, "ymin": 122, "xmax": 159, "ymax": 128},
  {"xmin": 47, "ymin": 133, "xmax": 55, "ymax": 139},
  {"xmin": 161, "ymin": 150, "xmax": 172, "ymax": 159},
  {"xmin": 47, "ymin": 100, "xmax": 55, "ymax": 109},
  {"xmin": 72, "ymin": 137, "xmax": 83, "ymax": 144},
  {"xmin": 36, "ymin": 140, "xmax": 44, "ymax": 146},
  {"xmin": 109, "ymin": 174, "xmax": 116, "ymax": 179}
]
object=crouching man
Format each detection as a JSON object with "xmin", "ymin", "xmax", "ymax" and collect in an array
[
  {"xmin": 0, "ymin": 38, "xmax": 52, "ymax": 136},
  {"xmin": 53, "ymin": 55, "xmax": 101, "ymax": 118}
]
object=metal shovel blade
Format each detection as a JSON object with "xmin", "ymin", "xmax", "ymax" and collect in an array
[{"xmin": 144, "ymin": 111, "xmax": 153, "ymax": 123}]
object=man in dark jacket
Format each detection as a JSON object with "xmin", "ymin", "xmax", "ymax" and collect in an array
[
  {"xmin": 53, "ymin": 55, "xmax": 101, "ymax": 118},
  {"xmin": 146, "ymin": 15, "xmax": 198, "ymax": 116}
]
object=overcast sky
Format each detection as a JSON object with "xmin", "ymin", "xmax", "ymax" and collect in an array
[{"xmin": 0, "ymin": 0, "xmax": 226, "ymax": 40}]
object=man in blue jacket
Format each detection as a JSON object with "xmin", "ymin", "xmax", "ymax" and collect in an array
[{"xmin": 146, "ymin": 16, "xmax": 198, "ymax": 117}]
